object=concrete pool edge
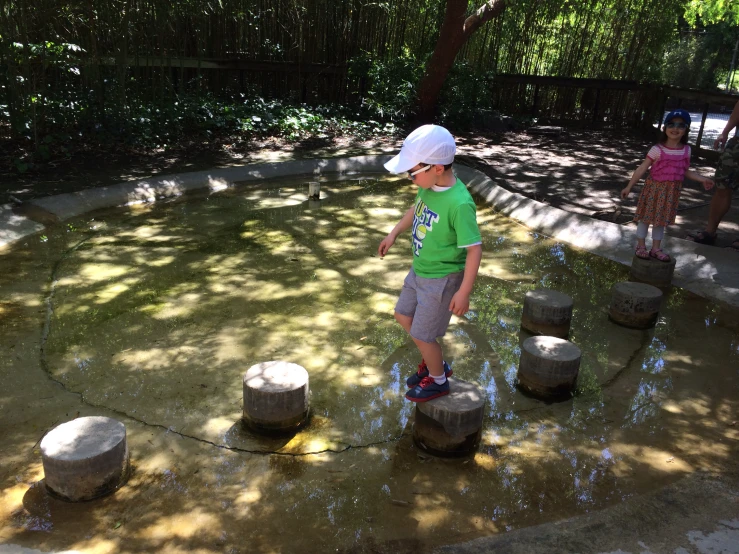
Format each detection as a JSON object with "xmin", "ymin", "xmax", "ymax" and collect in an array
[
  {"xmin": 455, "ymin": 165, "xmax": 739, "ymax": 309},
  {"xmin": 1, "ymin": 155, "xmax": 737, "ymax": 308},
  {"xmin": 434, "ymin": 471, "xmax": 739, "ymax": 554}
]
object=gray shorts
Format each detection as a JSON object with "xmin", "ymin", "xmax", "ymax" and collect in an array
[{"xmin": 395, "ymin": 268, "xmax": 465, "ymax": 343}]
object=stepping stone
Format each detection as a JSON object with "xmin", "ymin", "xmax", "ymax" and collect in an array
[
  {"xmin": 308, "ymin": 181, "xmax": 321, "ymax": 200},
  {"xmin": 518, "ymin": 336, "xmax": 581, "ymax": 400},
  {"xmin": 413, "ymin": 378, "xmax": 485, "ymax": 457},
  {"xmin": 521, "ymin": 289, "xmax": 573, "ymax": 338},
  {"xmin": 40, "ymin": 416, "xmax": 129, "ymax": 502},
  {"xmin": 243, "ymin": 361, "xmax": 310, "ymax": 433},
  {"xmin": 527, "ymin": 126, "xmax": 563, "ymax": 136},
  {"xmin": 609, "ymin": 281, "xmax": 663, "ymax": 329},
  {"xmin": 629, "ymin": 254, "xmax": 676, "ymax": 287}
]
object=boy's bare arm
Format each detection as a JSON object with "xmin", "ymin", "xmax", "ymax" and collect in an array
[
  {"xmin": 378, "ymin": 205, "xmax": 415, "ymax": 257},
  {"xmin": 449, "ymin": 244, "xmax": 482, "ymax": 316}
]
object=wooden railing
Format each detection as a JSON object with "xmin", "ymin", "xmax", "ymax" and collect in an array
[{"xmin": 491, "ymin": 74, "xmax": 739, "ymax": 156}]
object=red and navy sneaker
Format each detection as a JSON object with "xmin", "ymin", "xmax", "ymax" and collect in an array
[
  {"xmin": 405, "ymin": 376, "xmax": 450, "ymax": 402},
  {"xmin": 406, "ymin": 360, "xmax": 452, "ymax": 388}
]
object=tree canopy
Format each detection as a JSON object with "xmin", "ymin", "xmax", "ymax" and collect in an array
[{"xmin": 1, "ymin": 0, "xmax": 738, "ymax": 159}]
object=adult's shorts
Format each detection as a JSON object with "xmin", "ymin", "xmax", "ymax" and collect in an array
[{"xmin": 716, "ymin": 136, "xmax": 739, "ymax": 191}]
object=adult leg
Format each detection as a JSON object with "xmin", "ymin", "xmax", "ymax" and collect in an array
[
  {"xmin": 696, "ymin": 135, "xmax": 739, "ymax": 239},
  {"xmin": 705, "ymin": 188, "xmax": 733, "ymax": 234}
]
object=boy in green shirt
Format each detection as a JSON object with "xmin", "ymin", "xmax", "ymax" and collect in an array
[{"xmin": 378, "ymin": 125, "xmax": 482, "ymax": 402}]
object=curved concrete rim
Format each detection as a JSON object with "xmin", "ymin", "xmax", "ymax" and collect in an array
[{"xmin": 1, "ymin": 155, "xmax": 737, "ymax": 308}]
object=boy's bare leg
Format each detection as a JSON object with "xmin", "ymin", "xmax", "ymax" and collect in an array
[
  {"xmin": 412, "ymin": 338, "xmax": 444, "ymax": 377},
  {"xmin": 395, "ymin": 311, "xmax": 444, "ymax": 378},
  {"xmin": 394, "ymin": 312, "xmax": 412, "ymax": 333}
]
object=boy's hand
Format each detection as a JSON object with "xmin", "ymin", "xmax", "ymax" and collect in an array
[
  {"xmin": 703, "ymin": 178, "xmax": 715, "ymax": 191},
  {"xmin": 449, "ymin": 291, "xmax": 470, "ymax": 316},
  {"xmin": 378, "ymin": 234, "xmax": 395, "ymax": 257}
]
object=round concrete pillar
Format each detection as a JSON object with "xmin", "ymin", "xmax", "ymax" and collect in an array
[
  {"xmin": 243, "ymin": 361, "xmax": 310, "ymax": 433},
  {"xmin": 518, "ymin": 336, "xmax": 581, "ymax": 400},
  {"xmin": 629, "ymin": 255, "xmax": 676, "ymax": 287},
  {"xmin": 609, "ymin": 282, "xmax": 663, "ymax": 329},
  {"xmin": 413, "ymin": 378, "xmax": 485, "ymax": 457},
  {"xmin": 40, "ymin": 416, "xmax": 129, "ymax": 502},
  {"xmin": 308, "ymin": 181, "xmax": 321, "ymax": 200},
  {"xmin": 520, "ymin": 289, "xmax": 574, "ymax": 338}
]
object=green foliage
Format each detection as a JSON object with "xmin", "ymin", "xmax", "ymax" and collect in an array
[
  {"xmin": 437, "ymin": 62, "xmax": 496, "ymax": 127},
  {"xmin": 3, "ymin": 73, "xmax": 402, "ymax": 171},
  {"xmin": 4, "ymin": 0, "xmax": 739, "ymax": 166},
  {"xmin": 350, "ymin": 53, "xmax": 498, "ymax": 126},
  {"xmin": 660, "ymin": 20, "xmax": 738, "ymax": 89},
  {"xmin": 684, "ymin": 0, "xmax": 739, "ymax": 26},
  {"xmin": 350, "ymin": 49, "xmax": 425, "ymax": 120}
]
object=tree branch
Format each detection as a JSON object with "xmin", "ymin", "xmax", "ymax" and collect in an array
[{"xmin": 463, "ymin": 0, "xmax": 507, "ymax": 38}]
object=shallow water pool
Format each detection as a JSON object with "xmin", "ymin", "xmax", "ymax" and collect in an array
[{"xmin": 1, "ymin": 173, "xmax": 737, "ymax": 553}]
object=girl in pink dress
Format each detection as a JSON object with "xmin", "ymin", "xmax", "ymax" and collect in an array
[{"xmin": 621, "ymin": 109, "xmax": 714, "ymax": 261}]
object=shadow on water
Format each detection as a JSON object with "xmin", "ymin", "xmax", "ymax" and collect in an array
[{"xmin": 0, "ymin": 173, "xmax": 737, "ymax": 553}]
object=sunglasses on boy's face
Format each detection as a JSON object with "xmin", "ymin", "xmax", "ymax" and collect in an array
[
  {"xmin": 407, "ymin": 164, "xmax": 432, "ymax": 179},
  {"xmin": 666, "ymin": 122, "xmax": 687, "ymax": 129}
]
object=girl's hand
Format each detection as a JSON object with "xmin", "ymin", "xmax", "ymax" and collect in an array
[
  {"xmin": 620, "ymin": 187, "xmax": 631, "ymax": 200},
  {"xmin": 703, "ymin": 178, "xmax": 715, "ymax": 191}
]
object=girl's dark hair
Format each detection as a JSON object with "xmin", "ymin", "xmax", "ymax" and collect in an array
[{"xmin": 660, "ymin": 119, "xmax": 689, "ymax": 145}]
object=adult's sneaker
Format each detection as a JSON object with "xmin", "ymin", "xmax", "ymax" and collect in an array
[
  {"xmin": 406, "ymin": 360, "xmax": 452, "ymax": 388},
  {"xmin": 405, "ymin": 376, "xmax": 450, "ymax": 402}
]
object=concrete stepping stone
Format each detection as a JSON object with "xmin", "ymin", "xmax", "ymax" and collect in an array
[
  {"xmin": 40, "ymin": 416, "xmax": 129, "ymax": 502},
  {"xmin": 243, "ymin": 361, "xmax": 310, "ymax": 433},
  {"xmin": 518, "ymin": 336, "xmax": 581, "ymax": 399},
  {"xmin": 609, "ymin": 281, "xmax": 663, "ymax": 329},
  {"xmin": 527, "ymin": 126, "xmax": 563, "ymax": 136},
  {"xmin": 413, "ymin": 378, "xmax": 485, "ymax": 456},
  {"xmin": 308, "ymin": 181, "xmax": 321, "ymax": 200},
  {"xmin": 521, "ymin": 289, "xmax": 573, "ymax": 338},
  {"xmin": 629, "ymin": 254, "xmax": 676, "ymax": 287}
]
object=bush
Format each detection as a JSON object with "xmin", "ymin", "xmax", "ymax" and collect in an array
[
  {"xmin": 437, "ymin": 62, "xmax": 496, "ymax": 127},
  {"xmin": 349, "ymin": 49, "xmax": 425, "ymax": 120}
]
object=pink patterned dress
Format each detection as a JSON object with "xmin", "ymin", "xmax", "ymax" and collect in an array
[{"xmin": 634, "ymin": 144, "xmax": 690, "ymax": 227}]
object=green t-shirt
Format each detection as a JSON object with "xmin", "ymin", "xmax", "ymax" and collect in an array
[{"xmin": 410, "ymin": 178, "xmax": 481, "ymax": 278}]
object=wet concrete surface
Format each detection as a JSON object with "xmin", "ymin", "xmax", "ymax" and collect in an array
[{"xmin": 1, "ymin": 174, "xmax": 738, "ymax": 553}]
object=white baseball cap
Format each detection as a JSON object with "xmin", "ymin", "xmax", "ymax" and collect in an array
[{"xmin": 384, "ymin": 124, "xmax": 456, "ymax": 174}]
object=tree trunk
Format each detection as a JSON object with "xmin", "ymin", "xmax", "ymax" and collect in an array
[{"xmin": 417, "ymin": 0, "xmax": 507, "ymax": 122}]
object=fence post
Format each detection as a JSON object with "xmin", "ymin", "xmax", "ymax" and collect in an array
[
  {"xmin": 695, "ymin": 102, "xmax": 709, "ymax": 150},
  {"xmin": 658, "ymin": 90, "xmax": 668, "ymax": 131},
  {"xmin": 592, "ymin": 88, "xmax": 600, "ymax": 123},
  {"xmin": 532, "ymin": 84, "xmax": 539, "ymax": 115}
]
